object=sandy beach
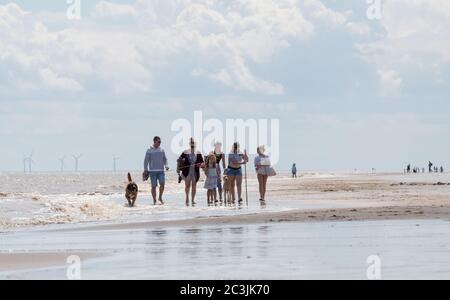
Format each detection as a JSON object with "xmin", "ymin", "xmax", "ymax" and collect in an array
[
  {"xmin": 2, "ymin": 171, "xmax": 450, "ymax": 231},
  {"xmin": 1, "ymin": 171, "xmax": 450, "ymax": 279},
  {"xmin": 62, "ymin": 172, "xmax": 450, "ymax": 231}
]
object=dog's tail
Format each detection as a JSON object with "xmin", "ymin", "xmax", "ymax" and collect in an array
[{"xmin": 127, "ymin": 172, "xmax": 132, "ymax": 183}]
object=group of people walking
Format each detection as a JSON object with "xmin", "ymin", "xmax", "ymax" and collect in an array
[
  {"xmin": 405, "ymin": 161, "xmax": 445, "ymax": 174},
  {"xmin": 143, "ymin": 136, "xmax": 276, "ymax": 207}
]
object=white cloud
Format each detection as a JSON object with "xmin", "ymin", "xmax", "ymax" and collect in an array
[
  {"xmin": 345, "ymin": 22, "xmax": 371, "ymax": 36},
  {"xmin": 356, "ymin": 0, "xmax": 450, "ymax": 94},
  {"xmin": 0, "ymin": 0, "xmax": 323, "ymax": 96},
  {"xmin": 93, "ymin": 1, "xmax": 138, "ymax": 18},
  {"xmin": 300, "ymin": 0, "xmax": 348, "ymax": 26},
  {"xmin": 377, "ymin": 69, "xmax": 402, "ymax": 95},
  {"xmin": 0, "ymin": 0, "xmax": 390, "ymax": 97},
  {"xmin": 202, "ymin": 95, "xmax": 298, "ymax": 117},
  {"xmin": 175, "ymin": 3, "xmax": 228, "ymax": 34},
  {"xmin": 192, "ymin": 68, "xmax": 233, "ymax": 86},
  {"xmin": 39, "ymin": 68, "xmax": 84, "ymax": 92},
  {"xmin": 227, "ymin": 52, "xmax": 284, "ymax": 95},
  {"xmin": 0, "ymin": 4, "xmax": 152, "ymax": 94},
  {"xmin": 0, "ymin": 3, "xmax": 27, "ymax": 28},
  {"xmin": 168, "ymin": 0, "xmax": 319, "ymax": 94}
]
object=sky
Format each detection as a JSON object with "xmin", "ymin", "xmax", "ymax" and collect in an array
[{"xmin": 1, "ymin": 0, "xmax": 449, "ymax": 172}]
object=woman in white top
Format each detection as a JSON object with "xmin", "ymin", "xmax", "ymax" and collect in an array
[{"xmin": 254, "ymin": 145, "xmax": 271, "ymax": 202}]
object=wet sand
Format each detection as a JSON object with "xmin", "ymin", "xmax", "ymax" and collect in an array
[
  {"xmin": 2, "ymin": 172, "xmax": 450, "ymax": 278},
  {"xmin": 0, "ymin": 252, "xmax": 104, "ymax": 272},
  {"xmin": 58, "ymin": 172, "xmax": 450, "ymax": 232},
  {"xmin": 2, "ymin": 220, "xmax": 450, "ymax": 279},
  {"xmin": 63, "ymin": 205, "xmax": 450, "ymax": 232}
]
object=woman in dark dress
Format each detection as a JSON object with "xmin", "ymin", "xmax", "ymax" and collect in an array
[{"xmin": 177, "ymin": 138, "xmax": 204, "ymax": 206}]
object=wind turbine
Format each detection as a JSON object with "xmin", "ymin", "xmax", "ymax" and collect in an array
[
  {"xmin": 22, "ymin": 154, "xmax": 28, "ymax": 173},
  {"xmin": 58, "ymin": 156, "xmax": 66, "ymax": 172},
  {"xmin": 72, "ymin": 154, "xmax": 83, "ymax": 172},
  {"xmin": 25, "ymin": 151, "xmax": 35, "ymax": 173},
  {"xmin": 113, "ymin": 155, "xmax": 120, "ymax": 172}
]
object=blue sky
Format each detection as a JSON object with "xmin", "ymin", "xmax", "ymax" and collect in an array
[{"xmin": 1, "ymin": 0, "xmax": 449, "ymax": 172}]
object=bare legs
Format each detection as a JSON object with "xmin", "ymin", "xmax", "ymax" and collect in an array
[
  {"xmin": 229, "ymin": 176, "xmax": 236, "ymax": 202},
  {"xmin": 152, "ymin": 185, "xmax": 165, "ymax": 205},
  {"xmin": 257, "ymin": 174, "xmax": 268, "ymax": 200},
  {"xmin": 191, "ymin": 181, "xmax": 197, "ymax": 204},
  {"xmin": 257, "ymin": 175, "xmax": 263, "ymax": 200},
  {"xmin": 152, "ymin": 185, "xmax": 164, "ymax": 205},
  {"xmin": 236, "ymin": 176, "xmax": 243, "ymax": 202},
  {"xmin": 151, "ymin": 187, "xmax": 157, "ymax": 205},
  {"xmin": 262, "ymin": 175, "xmax": 268, "ymax": 200},
  {"xmin": 228, "ymin": 175, "xmax": 243, "ymax": 203},
  {"xmin": 206, "ymin": 189, "xmax": 217, "ymax": 205},
  {"xmin": 184, "ymin": 178, "xmax": 197, "ymax": 206},
  {"xmin": 184, "ymin": 180, "xmax": 190, "ymax": 205},
  {"xmin": 159, "ymin": 185, "xmax": 165, "ymax": 204},
  {"xmin": 218, "ymin": 185, "xmax": 223, "ymax": 201}
]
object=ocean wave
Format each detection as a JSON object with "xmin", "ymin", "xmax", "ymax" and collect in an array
[{"xmin": 0, "ymin": 172, "xmax": 294, "ymax": 231}]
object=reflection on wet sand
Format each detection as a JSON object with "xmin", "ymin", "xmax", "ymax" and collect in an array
[{"xmin": 2, "ymin": 220, "xmax": 450, "ymax": 279}]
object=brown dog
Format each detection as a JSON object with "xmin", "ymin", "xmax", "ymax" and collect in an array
[
  {"xmin": 125, "ymin": 173, "xmax": 138, "ymax": 207},
  {"xmin": 222, "ymin": 175, "xmax": 234, "ymax": 204}
]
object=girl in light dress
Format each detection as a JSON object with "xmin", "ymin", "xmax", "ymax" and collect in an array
[{"xmin": 204, "ymin": 153, "xmax": 219, "ymax": 205}]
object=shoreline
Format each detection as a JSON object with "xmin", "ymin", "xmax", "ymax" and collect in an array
[
  {"xmin": 2, "ymin": 171, "xmax": 450, "ymax": 233},
  {"xmin": 57, "ymin": 204, "xmax": 450, "ymax": 232}
]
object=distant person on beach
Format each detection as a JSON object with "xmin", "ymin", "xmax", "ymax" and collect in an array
[
  {"xmin": 177, "ymin": 138, "xmax": 204, "ymax": 206},
  {"xmin": 255, "ymin": 145, "xmax": 276, "ymax": 202},
  {"xmin": 429, "ymin": 161, "xmax": 433, "ymax": 173},
  {"xmin": 144, "ymin": 136, "xmax": 169, "ymax": 205},
  {"xmin": 225, "ymin": 142, "xmax": 248, "ymax": 204},
  {"xmin": 292, "ymin": 163, "xmax": 297, "ymax": 178},
  {"xmin": 440, "ymin": 166, "xmax": 444, "ymax": 173},
  {"xmin": 204, "ymin": 153, "xmax": 219, "ymax": 205},
  {"xmin": 407, "ymin": 164, "xmax": 411, "ymax": 173}
]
